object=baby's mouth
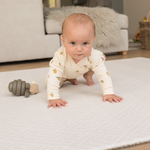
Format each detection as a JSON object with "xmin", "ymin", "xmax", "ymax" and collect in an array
[{"xmin": 77, "ymin": 54, "xmax": 83, "ymax": 56}]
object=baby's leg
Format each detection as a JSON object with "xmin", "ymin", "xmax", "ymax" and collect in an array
[
  {"xmin": 83, "ymin": 70, "xmax": 94, "ymax": 86},
  {"xmin": 65, "ymin": 78, "xmax": 78, "ymax": 85}
]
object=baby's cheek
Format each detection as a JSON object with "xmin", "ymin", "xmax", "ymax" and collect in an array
[
  {"xmin": 85, "ymin": 48, "xmax": 92, "ymax": 56},
  {"xmin": 67, "ymin": 50, "xmax": 75, "ymax": 58}
]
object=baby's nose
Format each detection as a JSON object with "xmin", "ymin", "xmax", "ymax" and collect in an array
[{"xmin": 76, "ymin": 45, "xmax": 82, "ymax": 51}]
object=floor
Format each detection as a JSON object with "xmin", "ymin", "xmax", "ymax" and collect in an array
[{"xmin": 0, "ymin": 49, "xmax": 150, "ymax": 150}]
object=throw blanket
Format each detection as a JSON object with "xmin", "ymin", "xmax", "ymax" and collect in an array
[{"xmin": 44, "ymin": 6, "xmax": 121, "ymax": 48}]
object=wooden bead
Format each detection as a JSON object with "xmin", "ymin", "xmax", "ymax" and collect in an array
[
  {"xmin": 16, "ymin": 79, "xmax": 22, "ymax": 96},
  {"xmin": 8, "ymin": 82, "xmax": 13, "ymax": 92},
  {"xmin": 21, "ymin": 81, "xmax": 26, "ymax": 95},
  {"xmin": 25, "ymin": 88, "xmax": 30, "ymax": 98},
  {"xmin": 12, "ymin": 80, "xmax": 17, "ymax": 95}
]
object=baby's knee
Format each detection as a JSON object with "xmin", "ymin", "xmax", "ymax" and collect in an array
[{"xmin": 85, "ymin": 70, "xmax": 94, "ymax": 76}]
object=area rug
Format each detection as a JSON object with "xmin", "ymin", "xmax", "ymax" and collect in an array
[{"xmin": 0, "ymin": 57, "xmax": 150, "ymax": 150}]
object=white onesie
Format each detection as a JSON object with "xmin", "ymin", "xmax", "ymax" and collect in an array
[{"xmin": 47, "ymin": 46, "xmax": 114, "ymax": 100}]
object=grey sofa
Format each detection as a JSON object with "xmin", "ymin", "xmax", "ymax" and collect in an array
[
  {"xmin": 0, "ymin": 0, "xmax": 60, "ymax": 63},
  {"xmin": 0, "ymin": 0, "xmax": 128, "ymax": 63}
]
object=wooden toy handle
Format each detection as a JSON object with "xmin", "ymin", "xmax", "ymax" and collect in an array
[{"xmin": 30, "ymin": 83, "xmax": 39, "ymax": 94}]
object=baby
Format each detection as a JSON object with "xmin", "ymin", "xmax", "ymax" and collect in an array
[{"xmin": 46, "ymin": 13, "xmax": 123, "ymax": 109}]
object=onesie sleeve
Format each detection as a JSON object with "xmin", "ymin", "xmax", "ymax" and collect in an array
[
  {"xmin": 47, "ymin": 47, "xmax": 65, "ymax": 100},
  {"xmin": 91, "ymin": 50, "xmax": 114, "ymax": 95}
]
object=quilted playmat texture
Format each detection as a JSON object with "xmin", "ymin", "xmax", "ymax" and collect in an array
[{"xmin": 0, "ymin": 57, "xmax": 150, "ymax": 150}]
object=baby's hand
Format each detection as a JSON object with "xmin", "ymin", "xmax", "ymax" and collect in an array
[
  {"xmin": 47, "ymin": 98, "xmax": 68, "ymax": 109},
  {"xmin": 103, "ymin": 94, "xmax": 123, "ymax": 103}
]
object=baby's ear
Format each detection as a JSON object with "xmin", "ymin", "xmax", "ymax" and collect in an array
[
  {"xmin": 61, "ymin": 36, "xmax": 64, "ymax": 42},
  {"xmin": 61, "ymin": 36, "xmax": 65, "ymax": 46}
]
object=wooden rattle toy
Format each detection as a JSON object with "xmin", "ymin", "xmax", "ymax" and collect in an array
[{"xmin": 8, "ymin": 79, "xmax": 39, "ymax": 98}]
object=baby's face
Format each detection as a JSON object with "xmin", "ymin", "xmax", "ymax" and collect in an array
[{"xmin": 61, "ymin": 22, "xmax": 95, "ymax": 63}]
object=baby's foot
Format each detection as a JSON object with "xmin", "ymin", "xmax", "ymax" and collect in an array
[
  {"xmin": 66, "ymin": 78, "xmax": 78, "ymax": 85},
  {"xmin": 83, "ymin": 72, "xmax": 94, "ymax": 86}
]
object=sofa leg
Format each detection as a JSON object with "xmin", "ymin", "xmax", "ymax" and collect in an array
[{"xmin": 117, "ymin": 51, "xmax": 127, "ymax": 55}]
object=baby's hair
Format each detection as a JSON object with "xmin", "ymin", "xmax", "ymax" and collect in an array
[{"xmin": 62, "ymin": 13, "xmax": 95, "ymax": 37}]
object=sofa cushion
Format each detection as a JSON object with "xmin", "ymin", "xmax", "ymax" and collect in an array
[
  {"xmin": 45, "ymin": 19, "xmax": 62, "ymax": 34},
  {"xmin": 45, "ymin": 13, "xmax": 128, "ymax": 34},
  {"xmin": 117, "ymin": 14, "xmax": 128, "ymax": 29},
  {"xmin": 0, "ymin": 34, "xmax": 60, "ymax": 62},
  {"xmin": 0, "ymin": 0, "xmax": 45, "ymax": 36}
]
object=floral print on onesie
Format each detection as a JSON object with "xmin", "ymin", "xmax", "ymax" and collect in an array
[{"xmin": 46, "ymin": 46, "xmax": 114, "ymax": 100}]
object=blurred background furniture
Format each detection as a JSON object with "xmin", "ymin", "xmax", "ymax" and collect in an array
[
  {"xmin": 139, "ymin": 22, "xmax": 150, "ymax": 50},
  {"xmin": 0, "ymin": 0, "xmax": 60, "ymax": 63},
  {"xmin": 0, "ymin": 0, "xmax": 128, "ymax": 63}
]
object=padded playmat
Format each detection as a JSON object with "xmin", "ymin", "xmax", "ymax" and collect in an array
[{"xmin": 0, "ymin": 57, "xmax": 150, "ymax": 150}]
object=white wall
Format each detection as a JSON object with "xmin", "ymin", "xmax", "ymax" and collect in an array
[{"xmin": 123, "ymin": 0, "xmax": 150, "ymax": 39}]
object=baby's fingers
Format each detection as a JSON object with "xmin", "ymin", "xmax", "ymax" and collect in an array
[
  {"xmin": 62, "ymin": 100, "xmax": 68, "ymax": 104},
  {"xmin": 55, "ymin": 101, "xmax": 67, "ymax": 108},
  {"xmin": 118, "ymin": 97, "xmax": 123, "ymax": 102},
  {"xmin": 114, "ymin": 96, "xmax": 123, "ymax": 102},
  {"xmin": 53, "ymin": 103, "xmax": 57, "ymax": 109},
  {"xmin": 103, "ymin": 97, "xmax": 106, "ymax": 102},
  {"xmin": 113, "ymin": 97, "xmax": 120, "ymax": 103},
  {"xmin": 47, "ymin": 103, "xmax": 53, "ymax": 108},
  {"xmin": 107, "ymin": 98, "xmax": 114, "ymax": 103},
  {"xmin": 103, "ymin": 97, "xmax": 112, "ymax": 102},
  {"xmin": 118, "ymin": 96, "xmax": 123, "ymax": 100},
  {"xmin": 56, "ymin": 102, "xmax": 62, "ymax": 108},
  {"xmin": 60, "ymin": 101, "xmax": 67, "ymax": 107}
]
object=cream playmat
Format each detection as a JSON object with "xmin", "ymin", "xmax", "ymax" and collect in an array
[{"xmin": 0, "ymin": 57, "xmax": 150, "ymax": 150}]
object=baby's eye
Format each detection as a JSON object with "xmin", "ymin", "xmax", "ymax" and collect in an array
[
  {"xmin": 70, "ymin": 42, "xmax": 76, "ymax": 45},
  {"xmin": 83, "ymin": 42, "xmax": 89, "ymax": 45}
]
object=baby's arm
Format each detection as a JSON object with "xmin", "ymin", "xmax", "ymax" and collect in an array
[
  {"xmin": 48, "ymin": 98, "xmax": 68, "ymax": 109},
  {"xmin": 91, "ymin": 51, "xmax": 123, "ymax": 103},
  {"xmin": 47, "ymin": 47, "xmax": 66, "ymax": 108}
]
